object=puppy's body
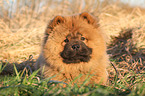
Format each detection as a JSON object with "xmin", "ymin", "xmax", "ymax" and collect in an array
[{"xmin": 35, "ymin": 12, "xmax": 108, "ymax": 85}]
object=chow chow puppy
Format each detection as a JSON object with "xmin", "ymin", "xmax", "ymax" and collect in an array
[{"xmin": 35, "ymin": 12, "xmax": 108, "ymax": 85}]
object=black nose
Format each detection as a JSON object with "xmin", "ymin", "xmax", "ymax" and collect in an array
[{"xmin": 72, "ymin": 44, "xmax": 80, "ymax": 50}]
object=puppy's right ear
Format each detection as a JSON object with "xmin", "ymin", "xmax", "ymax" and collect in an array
[
  {"xmin": 44, "ymin": 16, "xmax": 65, "ymax": 45},
  {"xmin": 47, "ymin": 16, "xmax": 65, "ymax": 30}
]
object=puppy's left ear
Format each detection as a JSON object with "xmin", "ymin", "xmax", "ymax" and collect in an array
[{"xmin": 80, "ymin": 12, "xmax": 99, "ymax": 28}]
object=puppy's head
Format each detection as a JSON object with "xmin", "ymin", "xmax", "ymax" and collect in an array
[{"xmin": 43, "ymin": 12, "xmax": 105, "ymax": 65}]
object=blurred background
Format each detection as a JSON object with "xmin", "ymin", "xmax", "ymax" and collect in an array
[
  {"xmin": 0, "ymin": 0, "xmax": 145, "ymax": 62},
  {"xmin": 1, "ymin": 0, "xmax": 145, "ymax": 18}
]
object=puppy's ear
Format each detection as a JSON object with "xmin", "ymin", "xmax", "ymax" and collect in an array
[
  {"xmin": 80, "ymin": 12, "xmax": 99, "ymax": 28},
  {"xmin": 44, "ymin": 16, "xmax": 65, "ymax": 43},
  {"xmin": 48, "ymin": 16, "xmax": 65, "ymax": 29}
]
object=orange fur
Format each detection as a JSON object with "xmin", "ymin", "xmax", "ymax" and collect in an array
[{"xmin": 35, "ymin": 12, "xmax": 109, "ymax": 85}]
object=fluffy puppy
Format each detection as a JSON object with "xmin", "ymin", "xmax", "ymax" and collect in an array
[{"xmin": 35, "ymin": 12, "xmax": 108, "ymax": 85}]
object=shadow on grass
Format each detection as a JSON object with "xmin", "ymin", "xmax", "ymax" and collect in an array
[
  {"xmin": 107, "ymin": 27, "xmax": 145, "ymax": 89},
  {"xmin": 0, "ymin": 55, "xmax": 36, "ymax": 75}
]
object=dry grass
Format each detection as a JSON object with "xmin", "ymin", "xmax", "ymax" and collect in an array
[
  {"xmin": 0, "ymin": 0, "xmax": 145, "ymax": 91},
  {"xmin": 0, "ymin": 0, "xmax": 145, "ymax": 61}
]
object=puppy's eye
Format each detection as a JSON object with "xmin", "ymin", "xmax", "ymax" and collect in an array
[
  {"xmin": 81, "ymin": 37, "xmax": 85, "ymax": 41},
  {"xmin": 64, "ymin": 38, "xmax": 69, "ymax": 42}
]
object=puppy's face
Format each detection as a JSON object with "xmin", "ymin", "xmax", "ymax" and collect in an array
[
  {"xmin": 43, "ymin": 12, "xmax": 105, "ymax": 65},
  {"xmin": 60, "ymin": 33, "xmax": 92, "ymax": 64}
]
